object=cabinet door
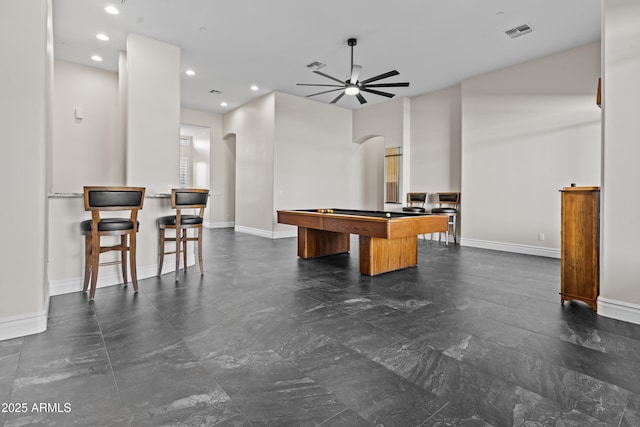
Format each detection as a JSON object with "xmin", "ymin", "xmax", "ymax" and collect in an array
[{"xmin": 561, "ymin": 188, "xmax": 599, "ymax": 310}]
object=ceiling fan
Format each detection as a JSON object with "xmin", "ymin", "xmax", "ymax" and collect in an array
[{"xmin": 297, "ymin": 38, "xmax": 410, "ymax": 105}]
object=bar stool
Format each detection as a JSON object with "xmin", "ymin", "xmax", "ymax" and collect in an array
[
  {"xmin": 157, "ymin": 188, "xmax": 209, "ymax": 282},
  {"xmin": 402, "ymin": 192, "xmax": 427, "ymax": 213},
  {"xmin": 81, "ymin": 186, "xmax": 145, "ymax": 300},
  {"xmin": 431, "ymin": 192, "xmax": 460, "ymax": 244}
]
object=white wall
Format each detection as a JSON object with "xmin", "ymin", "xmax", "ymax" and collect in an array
[
  {"xmin": 410, "ymin": 85, "xmax": 462, "ymax": 209},
  {"xmin": 223, "ymin": 94, "xmax": 276, "ymax": 234},
  {"xmin": 0, "ymin": 0, "xmax": 52, "ymax": 339},
  {"xmin": 272, "ymin": 92, "xmax": 355, "ymax": 235},
  {"xmin": 126, "ymin": 33, "xmax": 180, "ymax": 192},
  {"xmin": 53, "ymin": 60, "xmax": 123, "ymax": 191},
  {"xmin": 599, "ymin": 0, "xmax": 640, "ymax": 322},
  {"xmin": 460, "ymin": 42, "xmax": 601, "ymax": 256},
  {"xmin": 50, "ymin": 54, "xmax": 127, "ymax": 294}
]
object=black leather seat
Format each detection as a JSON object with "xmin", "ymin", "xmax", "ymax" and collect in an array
[
  {"xmin": 157, "ymin": 188, "xmax": 209, "ymax": 282},
  {"xmin": 80, "ymin": 218, "xmax": 138, "ymax": 232},
  {"xmin": 81, "ymin": 186, "xmax": 145, "ymax": 300},
  {"xmin": 402, "ymin": 206, "xmax": 426, "ymax": 213},
  {"xmin": 431, "ymin": 207, "xmax": 457, "ymax": 214},
  {"xmin": 158, "ymin": 215, "xmax": 202, "ymax": 226}
]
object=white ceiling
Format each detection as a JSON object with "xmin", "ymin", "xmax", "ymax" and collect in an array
[{"xmin": 53, "ymin": 0, "xmax": 601, "ymax": 114}]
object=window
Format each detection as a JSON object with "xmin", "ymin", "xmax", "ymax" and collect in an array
[
  {"xmin": 385, "ymin": 147, "xmax": 402, "ymax": 203},
  {"xmin": 179, "ymin": 160, "xmax": 189, "ymax": 187},
  {"xmin": 179, "ymin": 137, "xmax": 192, "ymax": 187}
]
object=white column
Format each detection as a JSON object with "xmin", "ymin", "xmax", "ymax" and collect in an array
[
  {"xmin": 0, "ymin": 0, "xmax": 52, "ymax": 339},
  {"xmin": 599, "ymin": 0, "xmax": 640, "ymax": 323},
  {"xmin": 126, "ymin": 33, "xmax": 180, "ymax": 192}
]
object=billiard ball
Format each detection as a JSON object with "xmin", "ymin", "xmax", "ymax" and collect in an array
[
  {"xmin": 328, "ymin": 209, "xmax": 334, "ymax": 213},
  {"xmin": 385, "ymin": 213, "xmax": 391, "ymax": 217}
]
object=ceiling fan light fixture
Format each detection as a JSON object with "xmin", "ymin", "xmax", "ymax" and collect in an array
[
  {"xmin": 297, "ymin": 38, "xmax": 409, "ymax": 105},
  {"xmin": 345, "ymin": 85, "xmax": 359, "ymax": 95}
]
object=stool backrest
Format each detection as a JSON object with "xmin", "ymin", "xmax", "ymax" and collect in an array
[
  {"xmin": 172, "ymin": 188, "xmax": 209, "ymax": 208},
  {"xmin": 84, "ymin": 186, "xmax": 145, "ymax": 231},
  {"xmin": 437, "ymin": 192, "xmax": 460, "ymax": 208},
  {"xmin": 406, "ymin": 192, "xmax": 427, "ymax": 207},
  {"xmin": 84, "ymin": 186, "xmax": 145, "ymax": 211},
  {"xmin": 171, "ymin": 188, "xmax": 209, "ymax": 220}
]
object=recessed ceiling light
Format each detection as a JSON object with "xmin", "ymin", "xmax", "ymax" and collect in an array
[
  {"xmin": 104, "ymin": 6, "xmax": 119, "ymax": 15},
  {"xmin": 185, "ymin": 69, "xmax": 196, "ymax": 76},
  {"xmin": 250, "ymin": 85, "xmax": 259, "ymax": 91},
  {"xmin": 91, "ymin": 55, "xmax": 103, "ymax": 62},
  {"xmin": 96, "ymin": 33, "xmax": 109, "ymax": 41},
  {"xmin": 220, "ymin": 102, "xmax": 228, "ymax": 107}
]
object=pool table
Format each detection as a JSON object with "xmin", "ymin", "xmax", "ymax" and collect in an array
[{"xmin": 277, "ymin": 209, "xmax": 448, "ymax": 275}]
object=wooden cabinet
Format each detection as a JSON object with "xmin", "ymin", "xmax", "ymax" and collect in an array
[{"xmin": 560, "ymin": 186, "xmax": 600, "ymax": 310}]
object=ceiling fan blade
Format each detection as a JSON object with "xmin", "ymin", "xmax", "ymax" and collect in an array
[
  {"xmin": 360, "ymin": 70, "xmax": 400, "ymax": 84},
  {"xmin": 360, "ymin": 87, "xmax": 395, "ymax": 98},
  {"xmin": 306, "ymin": 88, "xmax": 345, "ymax": 97},
  {"xmin": 313, "ymin": 70, "xmax": 348, "ymax": 85},
  {"xmin": 297, "ymin": 83, "xmax": 345, "ymax": 87},
  {"xmin": 330, "ymin": 92, "xmax": 346, "ymax": 104},
  {"xmin": 363, "ymin": 82, "xmax": 410, "ymax": 88},
  {"xmin": 355, "ymin": 93, "xmax": 367, "ymax": 104},
  {"xmin": 350, "ymin": 64, "xmax": 362, "ymax": 84}
]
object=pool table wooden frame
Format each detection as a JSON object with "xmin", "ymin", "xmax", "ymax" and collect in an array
[{"xmin": 277, "ymin": 209, "xmax": 448, "ymax": 275}]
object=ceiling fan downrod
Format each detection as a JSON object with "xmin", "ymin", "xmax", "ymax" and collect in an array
[{"xmin": 348, "ymin": 38, "xmax": 357, "ymax": 72}]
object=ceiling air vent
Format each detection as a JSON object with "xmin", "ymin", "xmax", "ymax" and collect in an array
[
  {"xmin": 505, "ymin": 24, "xmax": 533, "ymax": 39},
  {"xmin": 306, "ymin": 61, "xmax": 326, "ymax": 70},
  {"xmin": 209, "ymin": 89, "xmax": 222, "ymax": 95}
]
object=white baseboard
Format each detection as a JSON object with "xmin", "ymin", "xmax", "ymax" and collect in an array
[
  {"xmin": 49, "ymin": 255, "xmax": 195, "ymax": 296},
  {"xmin": 273, "ymin": 229, "xmax": 296, "ymax": 239},
  {"xmin": 234, "ymin": 225, "xmax": 274, "ymax": 239},
  {"xmin": 598, "ymin": 297, "xmax": 640, "ymax": 325},
  {"xmin": 234, "ymin": 225, "xmax": 297, "ymax": 239},
  {"xmin": 204, "ymin": 221, "xmax": 234, "ymax": 229},
  {"xmin": 0, "ymin": 292, "xmax": 49, "ymax": 341},
  {"xmin": 459, "ymin": 237, "xmax": 560, "ymax": 259}
]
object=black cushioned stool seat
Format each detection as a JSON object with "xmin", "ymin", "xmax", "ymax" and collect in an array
[
  {"xmin": 402, "ymin": 206, "xmax": 426, "ymax": 213},
  {"xmin": 157, "ymin": 215, "xmax": 202, "ymax": 226},
  {"xmin": 431, "ymin": 207, "xmax": 457, "ymax": 214},
  {"xmin": 80, "ymin": 218, "xmax": 138, "ymax": 232}
]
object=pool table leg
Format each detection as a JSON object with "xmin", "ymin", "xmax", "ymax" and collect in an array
[
  {"xmin": 359, "ymin": 235, "xmax": 418, "ymax": 275},
  {"xmin": 297, "ymin": 227, "xmax": 350, "ymax": 258}
]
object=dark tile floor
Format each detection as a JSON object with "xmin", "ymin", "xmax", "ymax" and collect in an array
[{"xmin": 1, "ymin": 229, "xmax": 640, "ymax": 426}]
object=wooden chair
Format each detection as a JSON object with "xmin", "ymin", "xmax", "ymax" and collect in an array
[
  {"xmin": 402, "ymin": 192, "xmax": 427, "ymax": 213},
  {"xmin": 81, "ymin": 186, "xmax": 145, "ymax": 300},
  {"xmin": 157, "ymin": 188, "xmax": 209, "ymax": 282},
  {"xmin": 431, "ymin": 192, "xmax": 460, "ymax": 244}
]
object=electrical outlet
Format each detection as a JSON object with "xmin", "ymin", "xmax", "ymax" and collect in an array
[{"xmin": 538, "ymin": 233, "xmax": 545, "ymax": 241}]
